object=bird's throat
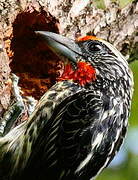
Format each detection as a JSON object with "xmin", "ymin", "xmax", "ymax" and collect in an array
[{"xmin": 57, "ymin": 61, "xmax": 96, "ymax": 86}]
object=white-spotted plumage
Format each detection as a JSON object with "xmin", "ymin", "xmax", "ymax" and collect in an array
[{"xmin": 0, "ymin": 32, "xmax": 133, "ymax": 180}]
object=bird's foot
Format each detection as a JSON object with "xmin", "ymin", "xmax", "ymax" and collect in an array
[{"xmin": 0, "ymin": 74, "xmax": 37, "ymax": 136}]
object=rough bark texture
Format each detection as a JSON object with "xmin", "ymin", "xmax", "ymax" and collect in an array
[
  {"xmin": 0, "ymin": 0, "xmax": 137, "ymax": 116},
  {"xmin": 45, "ymin": 0, "xmax": 138, "ymax": 56},
  {"xmin": 0, "ymin": 37, "xmax": 11, "ymax": 115}
]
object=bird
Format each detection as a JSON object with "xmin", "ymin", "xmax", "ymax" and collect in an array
[{"xmin": 0, "ymin": 31, "xmax": 133, "ymax": 180}]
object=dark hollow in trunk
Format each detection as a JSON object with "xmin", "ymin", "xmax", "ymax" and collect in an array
[{"xmin": 10, "ymin": 9, "xmax": 61, "ymax": 100}]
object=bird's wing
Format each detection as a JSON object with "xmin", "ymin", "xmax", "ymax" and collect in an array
[{"xmin": 25, "ymin": 90, "xmax": 126, "ymax": 180}]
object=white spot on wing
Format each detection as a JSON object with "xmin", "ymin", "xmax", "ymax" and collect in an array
[
  {"xmin": 75, "ymin": 153, "xmax": 93, "ymax": 173},
  {"xmin": 102, "ymin": 111, "xmax": 108, "ymax": 120},
  {"xmin": 92, "ymin": 133, "xmax": 103, "ymax": 149},
  {"xmin": 75, "ymin": 133, "xmax": 103, "ymax": 173}
]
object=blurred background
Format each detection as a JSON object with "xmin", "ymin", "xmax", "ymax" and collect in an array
[{"xmin": 97, "ymin": 61, "xmax": 138, "ymax": 180}]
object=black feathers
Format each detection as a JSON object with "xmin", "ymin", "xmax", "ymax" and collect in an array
[{"xmin": 0, "ymin": 32, "xmax": 133, "ymax": 180}]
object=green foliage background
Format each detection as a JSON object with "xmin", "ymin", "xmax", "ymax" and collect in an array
[{"xmin": 94, "ymin": 0, "xmax": 133, "ymax": 9}]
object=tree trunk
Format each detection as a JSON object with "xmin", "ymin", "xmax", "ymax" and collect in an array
[{"xmin": 0, "ymin": 0, "xmax": 137, "ymax": 119}]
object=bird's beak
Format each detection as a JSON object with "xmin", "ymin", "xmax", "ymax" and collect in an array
[{"xmin": 35, "ymin": 31, "xmax": 82, "ymax": 63}]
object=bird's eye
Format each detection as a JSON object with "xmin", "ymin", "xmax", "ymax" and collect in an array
[{"xmin": 87, "ymin": 42, "xmax": 102, "ymax": 52}]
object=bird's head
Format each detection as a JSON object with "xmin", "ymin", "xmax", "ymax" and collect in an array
[{"xmin": 35, "ymin": 31, "xmax": 129, "ymax": 86}]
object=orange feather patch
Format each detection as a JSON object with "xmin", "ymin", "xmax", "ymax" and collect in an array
[
  {"xmin": 57, "ymin": 61, "xmax": 96, "ymax": 86},
  {"xmin": 77, "ymin": 35, "xmax": 101, "ymax": 41}
]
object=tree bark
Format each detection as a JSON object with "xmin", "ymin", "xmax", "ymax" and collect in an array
[{"xmin": 0, "ymin": 0, "xmax": 137, "ymax": 117}]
